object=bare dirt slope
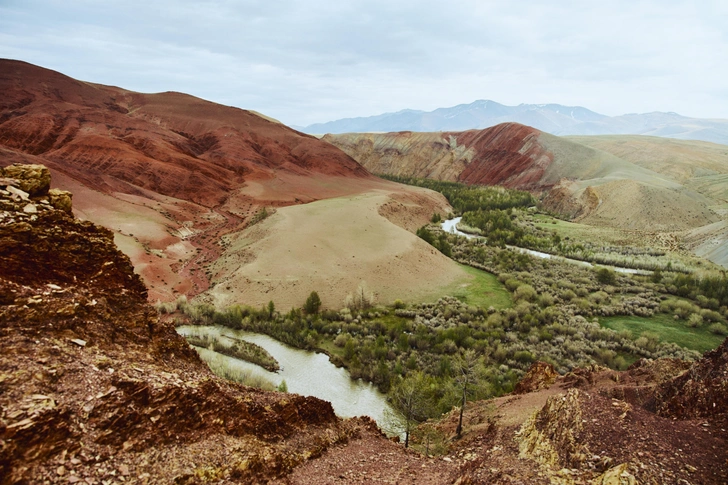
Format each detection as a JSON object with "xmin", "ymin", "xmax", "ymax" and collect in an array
[
  {"xmin": 565, "ymin": 135, "xmax": 728, "ymax": 185},
  {"xmin": 202, "ymin": 187, "xmax": 469, "ymax": 309},
  {"xmin": 0, "ymin": 60, "xmax": 466, "ymax": 305}
]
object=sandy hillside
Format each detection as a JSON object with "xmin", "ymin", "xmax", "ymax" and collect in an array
[
  {"xmin": 200, "ymin": 187, "xmax": 474, "ymax": 309},
  {"xmin": 565, "ymin": 135, "xmax": 728, "ymax": 183}
]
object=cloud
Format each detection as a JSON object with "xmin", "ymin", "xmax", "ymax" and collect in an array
[{"xmin": 1, "ymin": 0, "xmax": 726, "ymax": 125}]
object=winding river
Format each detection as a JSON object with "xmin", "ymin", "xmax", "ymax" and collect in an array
[
  {"xmin": 176, "ymin": 325, "xmax": 401, "ymax": 433},
  {"xmin": 442, "ymin": 217, "xmax": 651, "ymax": 275}
]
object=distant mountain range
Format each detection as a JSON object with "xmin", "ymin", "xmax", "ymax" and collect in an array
[{"xmin": 299, "ymin": 100, "xmax": 728, "ymax": 145}]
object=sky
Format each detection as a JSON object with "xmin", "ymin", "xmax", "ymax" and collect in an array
[{"xmin": 1, "ymin": 0, "xmax": 726, "ymax": 127}]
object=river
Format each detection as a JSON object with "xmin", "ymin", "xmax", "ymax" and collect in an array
[
  {"xmin": 176, "ymin": 325, "xmax": 401, "ymax": 434},
  {"xmin": 442, "ymin": 217, "xmax": 651, "ymax": 275}
]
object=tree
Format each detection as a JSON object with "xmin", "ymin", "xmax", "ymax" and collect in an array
[
  {"xmin": 345, "ymin": 281, "xmax": 375, "ymax": 310},
  {"xmin": 453, "ymin": 349, "xmax": 483, "ymax": 439},
  {"xmin": 267, "ymin": 300, "xmax": 275, "ymax": 320},
  {"xmin": 304, "ymin": 291, "xmax": 322, "ymax": 314},
  {"xmin": 390, "ymin": 371, "xmax": 435, "ymax": 448}
]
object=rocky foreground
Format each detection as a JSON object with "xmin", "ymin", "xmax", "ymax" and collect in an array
[{"xmin": 1, "ymin": 164, "xmax": 726, "ymax": 484}]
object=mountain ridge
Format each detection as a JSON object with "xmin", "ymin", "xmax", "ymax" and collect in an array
[{"xmin": 301, "ymin": 99, "xmax": 728, "ymax": 145}]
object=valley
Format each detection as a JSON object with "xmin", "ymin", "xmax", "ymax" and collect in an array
[{"xmin": 1, "ymin": 60, "xmax": 726, "ymax": 484}]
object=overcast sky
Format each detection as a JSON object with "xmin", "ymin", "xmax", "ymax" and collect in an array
[{"xmin": 1, "ymin": 0, "xmax": 726, "ymax": 126}]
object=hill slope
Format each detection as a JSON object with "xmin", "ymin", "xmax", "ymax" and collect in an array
[
  {"xmin": 325, "ymin": 124, "xmax": 720, "ymax": 233},
  {"xmin": 302, "ymin": 99, "xmax": 728, "ymax": 145},
  {"xmin": 0, "ymin": 59, "xmax": 474, "ymax": 306}
]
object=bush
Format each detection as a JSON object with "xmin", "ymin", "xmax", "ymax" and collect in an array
[
  {"xmin": 687, "ymin": 313, "xmax": 703, "ymax": 328},
  {"xmin": 708, "ymin": 323, "xmax": 728, "ymax": 336},
  {"xmin": 538, "ymin": 293, "xmax": 555, "ymax": 308},
  {"xmin": 596, "ymin": 268, "xmax": 617, "ymax": 285},
  {"xmin": 700, "ymin": 309, "xmax": 724, "ymax": 323},
  {"xmin": 514, "ymin": 284, "xmax": 537, "ymax": 302},
  {"xmin": 504, "ymin": 279, "xmax": 522, "ymax": 292}
]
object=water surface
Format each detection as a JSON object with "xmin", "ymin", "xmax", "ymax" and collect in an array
[{"xmin": 177, "ymin": 325, "xmax": 401, "ymax": 433}]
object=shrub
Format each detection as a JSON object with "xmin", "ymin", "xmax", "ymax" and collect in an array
[
  {"xmin": 504, "ymin": 279, "xmax": 522, "ymax": 292},
  {"xmin": 687, "ymin": 313, "xmax": 703, "ymax": 328},
  {"xmin": 514, "ymin": 284, "xmax": 537, "ymax": 302},
  {"xmin": 589, "ymin": 291, "xmax": 610, "ymax": 305},
  {"xmin": 596, "ymin": 268, "xmax": 616, "ymax": 285},
  {"xmin": 538, "ymin": 293, "xmax": 555, "ymax": 308},
  {"xmin": 700, "ymin": 309, "xmax": 724, "ymax": 323},
  {"xmin": 708, "ymin": 323, "xmax": 728, "ymax": 336}
]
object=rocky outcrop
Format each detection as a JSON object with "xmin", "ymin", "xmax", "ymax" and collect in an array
[
  {"xmin": 652, "ymin": 337, "xmax": 728, "ymax": 421},
  {"xmin": 0, "ymin": 163, "xmax": 51, "ymax": 196},
  {"xmin": 513, "ymin": 361, "xmax": 558, "ymax": 394},
  {"xmin": 517, "ymin": 389, "xmax": 588, "ymax": 468}
]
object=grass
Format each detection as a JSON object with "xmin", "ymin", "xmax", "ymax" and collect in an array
[
  {"xmin": 441, "ymin": 264, "xmax": 512, "ymax": 309},
  {"xmin": 600, "ymin": 313, "xmax": 725, "ymax": 354},
  {"xmin": 191, "ymin": 345, "xmax": 277, "ymax": 390}
]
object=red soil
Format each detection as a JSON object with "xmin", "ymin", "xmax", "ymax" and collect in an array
[
  {"xmin": 0, "ymin": 59, "xmax": 372, "ymax": 209},
  {"xmin": 0, "ymin": 60, "xmax": 382, "ymax": 301},
  {"xmin": 453, "ymin": 123, "xmax": 554, "ymax": 189}
]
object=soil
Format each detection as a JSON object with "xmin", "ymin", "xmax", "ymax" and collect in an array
[
  {"xmin": 0, "ymin": 60, "xmax": 468, "ymax": 306},
  {"xmin": 201, "ymin": 187, "xmax": 468, "ymax": 309}
]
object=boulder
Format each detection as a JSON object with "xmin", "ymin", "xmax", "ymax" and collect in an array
[
  {"xmin": 0, "ymin": 164, "xmax": 51, "ymax": 197},
  {"xmin": 48, "ymin": 189, "xmax": 73, "ymax": 213}
]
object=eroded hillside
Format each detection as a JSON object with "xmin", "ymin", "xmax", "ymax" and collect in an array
[
  {"xmin": 325, "ymin": 125, "xmax": 728, "ymax": 264},
  {"xmin": 0, "ymin": 60, "xmax": 473, "ymax": 306}
]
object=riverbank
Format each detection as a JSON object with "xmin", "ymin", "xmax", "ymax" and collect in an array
[
  {"xmin": 443, "ymin": 217, "xmax": 653, "ymax": 274},
  {"xmin": 176, "ymin": 325, "xmax": 402, "ymax": 434}
]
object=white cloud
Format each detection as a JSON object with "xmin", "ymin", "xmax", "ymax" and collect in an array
[{"xmin": 0, "ymin": 0, "xmax": 725, "ymax": 125}]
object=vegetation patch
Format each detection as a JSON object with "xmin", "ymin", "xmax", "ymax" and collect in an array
[
  {"xmin": 183, "ymin": 332, "xmax": 280, "ymax": 372},
  {"xmin": 191, "ymin": 346, "xmax": 277, "ymax": 391},
  {"xmin": 439, "ymin": 264, "xmax": 512, "ymax": 309},
  {"xmin": 600, "ymin": 314, "xmax": 725, "ymax": 354}
]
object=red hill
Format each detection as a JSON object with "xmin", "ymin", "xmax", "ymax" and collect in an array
[{"xmin": 0, "ymin": 59, "xmax": 371, "ymax": 208}]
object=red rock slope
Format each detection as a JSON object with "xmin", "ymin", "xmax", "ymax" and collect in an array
[
  {"xmin": 0, "ymin": 59, "xmax": 371, "ymax": 208},
  {"xmin": 0, "ymin": 60, "xmax": 389, "ymax": 301},
  {"xmin": 323, "ymin": 123, "xmax": 554, "ymax": 191}
]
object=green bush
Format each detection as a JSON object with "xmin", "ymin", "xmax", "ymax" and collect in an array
[{"xmin": 514, "ymin": 284, "xmax": 537, "ymax": 302}]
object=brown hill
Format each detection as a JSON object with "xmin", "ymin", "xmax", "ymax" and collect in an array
[
  {"xmin": 323, "ymin": 123, "xmax": 553, "ymax": 190},
  {"xmin": 325, "ymin": 127, "xmax": 722, "ymax": 234},
  {"xmin": 0, "ymin": 60, "xmax": 473, "ymax": 306}
]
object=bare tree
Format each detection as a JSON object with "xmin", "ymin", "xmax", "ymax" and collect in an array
[
  {"xmin": 453, "ymin": 349, "xmax": 482, "ymax": 439},
  {"xmin": 344, "ymin": 281, "xmax": 375, "ymax": 310}
]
